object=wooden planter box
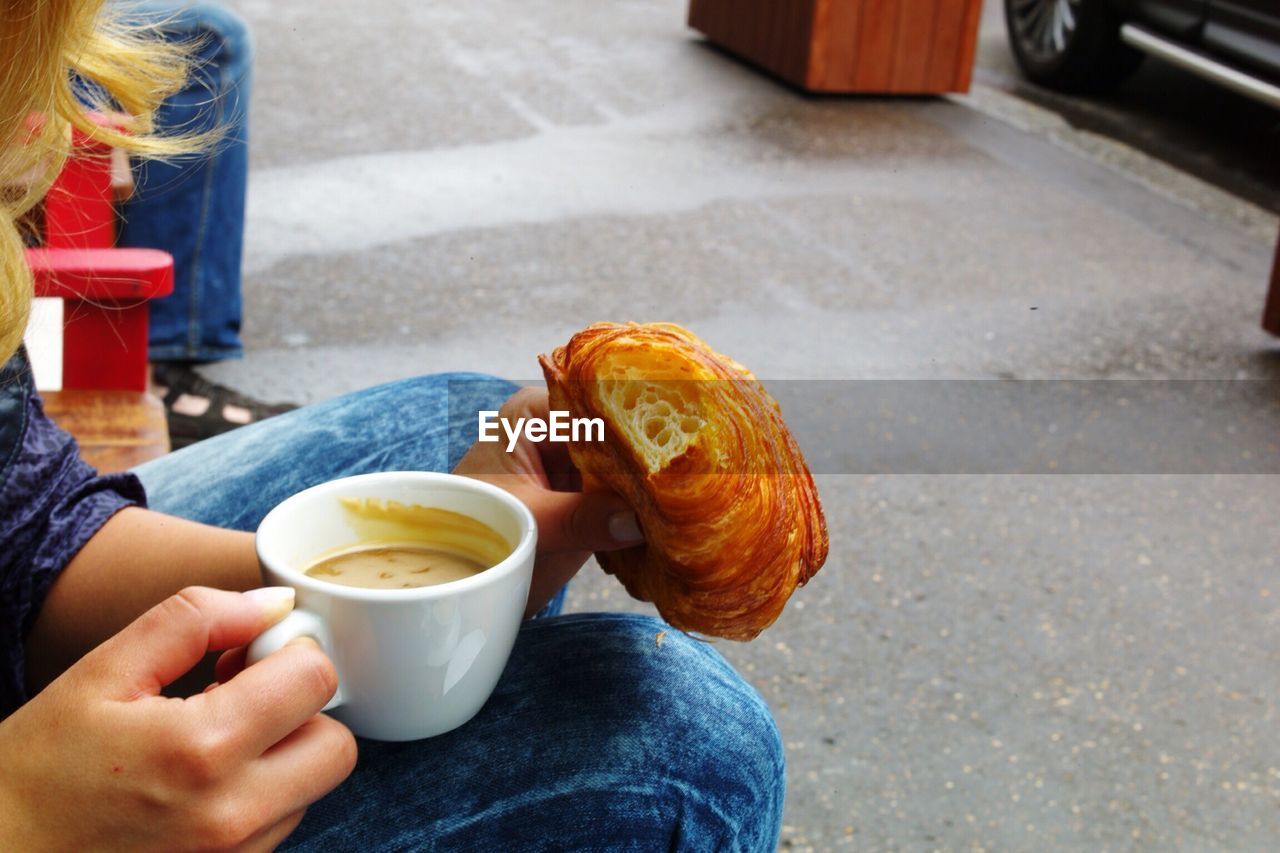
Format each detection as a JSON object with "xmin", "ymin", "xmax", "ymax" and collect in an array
[{"xmin": 688, "ymin": 0, "xmax": 984, "ymax": 94}]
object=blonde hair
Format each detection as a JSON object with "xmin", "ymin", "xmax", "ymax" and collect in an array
[{"xmin": 1, "ymin": 0, "xmax": 200, "ymax": 364}]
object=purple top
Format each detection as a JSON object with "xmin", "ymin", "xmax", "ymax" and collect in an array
[{"xmin": 0, "ymin": 349, "xmax": 145, "ymax": 718}]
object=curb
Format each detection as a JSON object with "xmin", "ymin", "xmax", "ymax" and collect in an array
[{"xmin": 953, "ymin": 82, "xmax": 1279, "ymax": 244}]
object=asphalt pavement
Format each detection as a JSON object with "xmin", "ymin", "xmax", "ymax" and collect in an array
[{"xmin": 213, "ymin": 1, "xmax": 1280, "ymax": 848}]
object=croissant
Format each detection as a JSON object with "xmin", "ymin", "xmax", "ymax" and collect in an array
[{"xmin": 538, "ymin": 322, "xmax": 828, "ymax": 640}]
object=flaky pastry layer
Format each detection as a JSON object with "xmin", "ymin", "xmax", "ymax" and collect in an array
[{"xmin": 539, "ymin": 322, "xmax": 828, "ymax": 640}]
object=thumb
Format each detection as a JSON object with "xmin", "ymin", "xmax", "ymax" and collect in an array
[
  {"xmin": 530, "ymin": 489, "xmax": 645, "ymax": 554},
  {"xmin": 83, "ymin": 586, "xmax": 296, "ymax": 698}
]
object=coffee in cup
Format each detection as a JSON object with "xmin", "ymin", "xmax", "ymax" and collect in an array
[{"xmin": 302, "ymin": 498, "xmax": 511, "ymax": 590}]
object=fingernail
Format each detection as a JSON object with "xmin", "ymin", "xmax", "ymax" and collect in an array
[
  {"xmin": 242, "ymin": 586, "xmax": 295, "ymax": 619},
  {"xmin": 608, "ymin": 511, "xmax": 644, "ymax": 545},
  {"xmin": 286, "ymin": 636, "xmax": 321, "ymax": 650}
]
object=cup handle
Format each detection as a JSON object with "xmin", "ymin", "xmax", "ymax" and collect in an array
[{"xmin": 246, "ymin": 609, "xmax": 346, "ymax": 712}]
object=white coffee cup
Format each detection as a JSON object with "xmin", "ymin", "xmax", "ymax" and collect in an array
[{"xmin": 248, "ymin": 471, "xmax": 536, "ymax": 741}]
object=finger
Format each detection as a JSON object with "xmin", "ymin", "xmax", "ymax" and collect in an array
[
  {"xmin": 501, "ymin": 385, "xmax": 550, "ymax": 421},
  {"xmin": 502, "ymin": 388, "xmax": 577, "ymax": 478},
  {"xmin": 500, "ymin": 388, "xmax": 557, "ymax": 482},
  {"xmin": 109, "ymin": 147, "xmax": 134, "ymax": 201},
  {"xmin": 83, "ymin": 587, "xmax": 296, "ymax": 697},
  {"xmin": 214, "ymin": 645, "xmax": 248, "ymax": 684},
  {"xmin": 503, "ymin": 387, "xmax": 589, "ymax": 489},
  {"xmin": 249, "ymin": 714, "xmax": 357, "ymax": 818},
  {"xmin": 526, "ymin": 488, "xmax": 645, "ymax": 554},
  {"xmin": 544, "ymin": 455, "xmax": 581, "ymax": 492},
  {"xmin": 200, "ymin": 638, "xmax": 340, "ymax": 757},
  {"xmin": 525, "ymin": 551, "xmax": 590, "ymax": 618},
  {"xmin": 454, "ymin": 387, "xmax": 551, "ymax": 482}
]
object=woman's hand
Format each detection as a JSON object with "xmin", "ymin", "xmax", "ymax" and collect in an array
[
  {"xmin": 452, "ymin": 387, "xmax": 644, "ymax": 616},
  {"xmin": 0, "ymin": 587, "xmax": 356, "ymax": 852},
  {"xmin": 110, "ymin": 146, "xmax": 134, "ymax": 200}
]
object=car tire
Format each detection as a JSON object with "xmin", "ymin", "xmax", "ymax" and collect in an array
[{"xmin": 1004, "ymin": 0, "xmax": 1145, "ymax": 93}]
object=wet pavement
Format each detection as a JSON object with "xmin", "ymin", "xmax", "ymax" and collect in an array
[{"xmin": 215, "ymin": 0, "xmax": 1280, "ymax": 848}]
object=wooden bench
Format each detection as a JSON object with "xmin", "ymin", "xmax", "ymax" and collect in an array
[
  {"xmin": 40, "ymin": 390, "xmax": 170, "ymax": 472},
  {"xmin": 24, "ymin": 128, "xmax": 174, "ymax": 472}
]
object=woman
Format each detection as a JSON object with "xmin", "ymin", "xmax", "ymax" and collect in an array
[{"xmin": 0, "ymin": 1, "xmax": 784, "ymax": 850}]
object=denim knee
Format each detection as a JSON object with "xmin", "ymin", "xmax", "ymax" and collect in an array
[
  {"xmin": 285, "ymin": 611, "xmax": 784, "ymax": 852},
  {"xmin": 562, "ymin": 612, "xmax": 786, "ymax": 851}
]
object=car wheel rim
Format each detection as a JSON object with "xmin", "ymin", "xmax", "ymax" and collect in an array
[{"xmin": 1009, "ymin": 0, "xmax": 1079, "ymax": 61}]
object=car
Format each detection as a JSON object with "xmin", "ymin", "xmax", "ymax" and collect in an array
[{"xmin": 1004, "ymin": 0, "xmax": 1280, "ymax": 107}]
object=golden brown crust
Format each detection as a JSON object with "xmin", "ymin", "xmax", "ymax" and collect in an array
[{"xmin": 539, "ymin": 322, "xmax": 828, "ymax": 640}]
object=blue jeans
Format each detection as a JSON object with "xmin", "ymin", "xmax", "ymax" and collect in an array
[
  {"xmin": 133, "ymin": 374, "xmax": 785, "ymax": 851},
  {"xmin": 115, "ymin": 2, "xmax": 252, "ymax": 363}
]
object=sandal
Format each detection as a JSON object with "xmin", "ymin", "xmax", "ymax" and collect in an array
[{"xmin": 152, "ymin": 363, "xmax": 298, "ymax": 449}]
